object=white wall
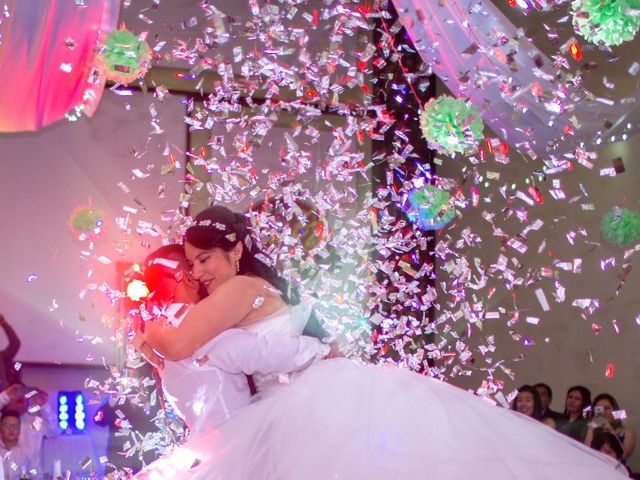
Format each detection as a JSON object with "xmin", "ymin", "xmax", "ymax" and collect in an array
[{"xmin": 0, "ymin": 90, "xmax": 187, "ymax": 364}]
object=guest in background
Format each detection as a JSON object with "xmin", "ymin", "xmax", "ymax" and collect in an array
[
  {"xmin": 557, "ymin": 385, "xmax": 591, "ymax": 442},
  {"xmin": 511, "ymin": 385, "xmax": 556, "ymax": 427},
  {"xmin": 0, "ymin": 410, "xmax": 33, "ymax": 479},
  {"xmin": 94, "ymin": 388, "xmax": 159, "ymax": 476},
  {"xmin": 0, "ymin": 314, "xmax": 21, "ymax": 387},
  {"xmin": 0, "ymin": 383, "xmax": 58, "ymax": 478},
  {"xmin": 534, "ymin": 383, "xmax": 565, "ymax": 423},
  {"xmin": 585, "ymin": 393, "xmax": 636, "ymax": 461},
  {"xmin": 591, "ymin": 431, "xmax": 624, "ymax": 462},
  {"xmin": 590, "ymin": 431, "xmax": 637, "ymax": 478}
]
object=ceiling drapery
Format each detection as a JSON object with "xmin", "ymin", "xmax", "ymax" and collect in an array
[
  {"xmin": 391, "ymin": 0, "xmax": 634, "ymax": 156},
  {"xmin": 0, "ymin": 0, "xmax": 119, "ymax": 132}
]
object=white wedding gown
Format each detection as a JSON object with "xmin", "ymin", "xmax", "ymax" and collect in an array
[{"xmin": 137, "ymin": 306, "xmax": 628, "ymax": 480}]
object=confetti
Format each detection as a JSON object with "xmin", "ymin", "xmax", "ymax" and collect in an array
[
  {"xmin": 535, "ymin": 289, "xmax": 550, "ymax": 311},
  {"xmin": 605, "ymin": 363, "xmax": 615, "ymax": 378}
]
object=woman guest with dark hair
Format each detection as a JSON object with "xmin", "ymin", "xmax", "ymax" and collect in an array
[
  {"xmin": 511, "ymin": 385, "xmax": 557, "ymax": 428},
  {"xmin": 557, "ymin": 385, "xmax": 592, "ymax": 442},
  {"xmin": 590, "ymin": 431, "xmax": 634, "ymax": 477},
  {"xmin": 585, "ymin": 393, "xmax": 636, "ymax": 461},
  {"xmin": 592, "ymin": 431, "xmax": 625, "ymax": 463}
]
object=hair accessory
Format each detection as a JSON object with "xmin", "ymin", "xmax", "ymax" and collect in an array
[
  {"xmin": 147, "ymin": 258, "xmax": 180, "ymax": 270},
  {"xmin": 194, "ymin": 219, "xmax": 228, "ymax": 231}
]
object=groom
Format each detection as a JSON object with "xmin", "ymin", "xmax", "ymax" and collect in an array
[{"xmin": 136, "ymin": 244, "xmax": 256, "ymax": 392}]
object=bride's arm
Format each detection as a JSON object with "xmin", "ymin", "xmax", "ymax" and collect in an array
[{"xmin": 143, "ymin": 276, "xmax": 269, "ymax": 361}]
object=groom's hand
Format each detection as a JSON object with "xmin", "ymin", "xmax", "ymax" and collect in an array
[
  {"xmin": 327, "ymin": 341, "xmax": 344, "ymax": 359},
  {"xmin": 133, "ymin": 332, "xmax": 165, "ymax": 369}
]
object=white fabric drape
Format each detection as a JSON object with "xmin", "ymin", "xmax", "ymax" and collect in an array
[{"xmin": 391, "ymin": 0, "xmax": 635, "ymax": 156}]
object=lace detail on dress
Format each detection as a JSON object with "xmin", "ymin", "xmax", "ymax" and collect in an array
[{"xmin": 251, "ymin": 295, "xmax": 265, "ymax": 310}]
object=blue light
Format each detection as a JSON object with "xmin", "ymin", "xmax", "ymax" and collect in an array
[
  {"xmin": 58, "ymin": 393, "xmax": 70, "ymax": 431},
  {"xmin": 73, "ymin": 392, "xmax": 86, "ymax": 431},
  {"xmin": 58, "ymin": 391, "xmax": 86, "ymax": 433}
]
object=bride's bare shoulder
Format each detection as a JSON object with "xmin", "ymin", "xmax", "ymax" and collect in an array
[{"xmin": 216, "ymin": 275, "xmax": 277, "ymax": 296}]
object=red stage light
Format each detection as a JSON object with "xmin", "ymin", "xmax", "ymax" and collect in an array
[{"xmin": 126, "ymin": 279, "xmax": 149, "ymax": 302}]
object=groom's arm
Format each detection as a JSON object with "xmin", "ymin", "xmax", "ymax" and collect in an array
[{"xmin": 200, "ymin": 329, "xmax": 330, "ymax": 375}]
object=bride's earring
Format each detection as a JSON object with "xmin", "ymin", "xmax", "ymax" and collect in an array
[{"xmin": 235, "ymin": 258, "xmax": 240, "ymax": 273}]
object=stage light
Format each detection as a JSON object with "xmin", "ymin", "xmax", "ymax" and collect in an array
[
  {"xmin": 58, "ymin": 391, "xmax": 86, "ymax": 433},
  {"xmin": 57, "ymin": 393, "xmax": 69, "ymax": 431},
  {"xmin": 74, "ymin": 393, "xmax": 86, "ymax": 431},
  {"xmin": 126, "ymin": 279, "xmax": 149, "ymax": 301}
]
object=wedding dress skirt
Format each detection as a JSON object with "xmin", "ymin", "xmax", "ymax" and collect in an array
[{"xmin": 136, "ymin": 358, "xmax": 627, "ymax": 479}]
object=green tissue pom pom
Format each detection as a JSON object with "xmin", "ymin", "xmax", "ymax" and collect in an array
[
  {"xmin": 571, "ymin": 0, "xmax": 640, "ymax": 46},
  {"xmin": 419, "ymin": 96, "xmax": 484, "ymax": 155},
  {"xmin": 69, "ymin": 206, "xmax": 107, "ymax": 239},
  {"xmin": 98, "ymin": 29, "xmax": 151, "ymax": 84},
  {"xmin": 601, "ymin": 207, "xmax": 640, "ymax": 246},
  {"xmin": 407, "ymin": 184, "xmax": 455, "ymax": 231}
]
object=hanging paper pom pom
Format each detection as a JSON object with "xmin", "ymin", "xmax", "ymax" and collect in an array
[
  {"xmin": 571, "ymin": 0, "xmax": 640, "ymax": 46},
  {"xmin": 97, "ymin": 28, "xmax": 151, "ymax": 85},
  {"xmin": 600, "ymin": 207, "xmax": 640, "ymax": 246},
  {"xmin": 419, "ymin": 96, "xmax": 484, "ymax": 155},
  {"xmin": 69, "ymin": 205, "xmax": 108, "ymax": 240},
  {"xmin": 407, "ymin": 185, "xmax": 455, "ymax": 231}
]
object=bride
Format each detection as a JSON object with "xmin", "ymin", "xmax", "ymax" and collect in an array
[{"xmin": 134, "ymin": 206, "xmax": 628, "ymax": 479}]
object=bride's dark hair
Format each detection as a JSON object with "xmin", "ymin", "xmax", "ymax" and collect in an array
[{"xmin": 185, "ymin": 205, "xmax": 298, "ymax": 305}]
